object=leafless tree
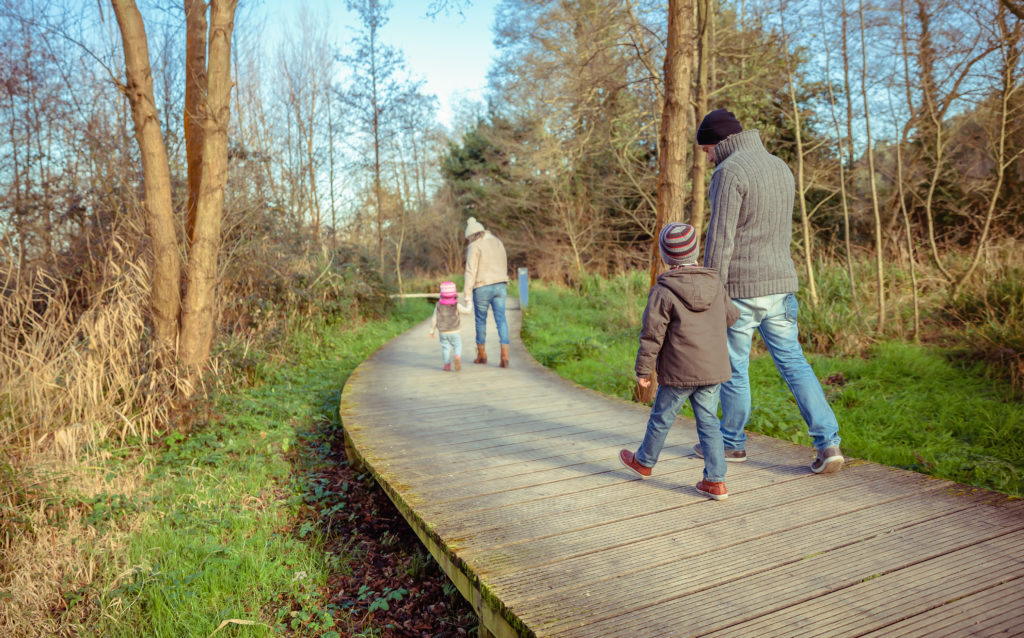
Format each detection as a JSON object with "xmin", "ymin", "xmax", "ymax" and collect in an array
[{"xmin": 111, "ymin": 0, "xmax": 238, "ymax": 371}]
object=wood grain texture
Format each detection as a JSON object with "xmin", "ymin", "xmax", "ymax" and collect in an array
[{"xmin": 340, "ymin": 302, "xmax": 1024, "ymax": 637}]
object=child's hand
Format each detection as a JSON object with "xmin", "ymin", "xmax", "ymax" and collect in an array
[
  {"xmin": 636, "ymin": 376, "xmax": 651, "ymax": 388},
  {"xmin": 429, "ymin": 332, "xmax": 434, "ymax": 339}
]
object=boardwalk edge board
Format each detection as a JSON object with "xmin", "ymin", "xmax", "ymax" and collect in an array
[{"xmin": 341, "ymin": 381, "xmax": 529, "ymax": 638}]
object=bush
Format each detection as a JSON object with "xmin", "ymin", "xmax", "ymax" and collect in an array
[{"xmin": 944, "ymin": 265, "xmax": 1024, "ymax": 394}]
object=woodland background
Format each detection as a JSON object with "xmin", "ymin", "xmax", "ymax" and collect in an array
[{"xmin": 1, "ymin": 0, "xmax": 1022, "ymax": 633}]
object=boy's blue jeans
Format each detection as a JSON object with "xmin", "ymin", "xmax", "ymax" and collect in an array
[
  {"xmin": 439, "ymin": 333, "xmax": 462, "ymax": 365},
  {"xmin": 472, "ymin": 283, "xmax": 510, "ymax": 345},
  {"xmin": 721, "ymin": 293, "xmax": 841, "ymax": 451},
  {"xmin": 635, "ymin": 383, "xmax": 726, "ymax": 483}
]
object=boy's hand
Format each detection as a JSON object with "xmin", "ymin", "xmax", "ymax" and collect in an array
[
  {"xmin": 636, "ymin": 376, "xmax": 650, "ymax": 388},
  {"xmin": 429, "ymin": 332, "xmax": 434, "ymax": 339}
]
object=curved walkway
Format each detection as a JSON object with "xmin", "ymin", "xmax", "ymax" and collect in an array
[{"xmin": 339, "ymin": 302, "xmax": 1024, "ymax": 638}]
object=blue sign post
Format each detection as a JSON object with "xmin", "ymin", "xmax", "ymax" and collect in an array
[{"xmin": 517, "ymin": 267, "xmax": 529, "ymax": 309}]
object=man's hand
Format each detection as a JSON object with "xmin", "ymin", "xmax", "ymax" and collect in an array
[{"xmin": 637, "ymin": 376, "xmax": 650, "ymax": 388}]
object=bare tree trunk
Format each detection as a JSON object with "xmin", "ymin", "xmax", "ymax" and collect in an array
[
  {"xmin": 915, "ymin": 0, "xmax": 954, "ymax": 283},
  {"xmin": 955, "ymin": 8, "xmax": 1021, "ymax": 292},
  {"xmin": 641, "ymin": 0, "xmax": 694, "ymax": 403},
  {"xmin": 305, "ymin": 67, "xmax": 321, "ymax": 240},
  {"xmin": 858, "ymin": 0, "xmax": 885, "ymax": 331},
  {"xmin": 820, "ymin": 0, "xmax": 855, "ymax": 302},
  {"xmin": 688, "ymin": 0, "xmax": 710, "ymax": 238},
  {"xmin": 840, "ymin": 1, "xmax": 858, "ymax": 286},
  {"xmin": 370, "ymin": 30, "xmax": 384, "ymax": 270},
  {"xmin": 648, "ymin": 0, "xmax": 693, "ymax": 289},
  {"xmin": 111, "ymin": 0, "xmax": 182, "ymax": 359},
  {"xmin": 184, "ymin": 0, "xmax": 207, "ymax": 248},
  {"xmin": 895, "ymin": 0, "xmax": 920, "ymax": 340},
  {"xmin": 179, "ymin": 0, "xmax": 238, "ymax": 368},
  {"xmin": 780, "ymin": 0, "xmax": 818, "ymax": 306},
  {"xmin": 327, "ymin": 85, "xmax": 337, "ymax": 250},
  {"xmin": 890, "ymin": 92, "xmax": 921, "ymax": 340}
]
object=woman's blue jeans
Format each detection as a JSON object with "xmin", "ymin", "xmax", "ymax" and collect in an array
[
  {"xmin": 721, "ymin": 293, "xmax": 841, "ymax": 452},
  {"xmin": 472, "ymin": 283, "xmax": 510, "ymax": 345},
  {"xmin": 635, "ymin": 383, "xmax": 726, "ymax": 483}
]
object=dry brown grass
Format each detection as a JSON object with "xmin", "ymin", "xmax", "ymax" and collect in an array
[
  {"xmin": 0, "ymin": 454, "xmax": 152, "ymax": 637},
  {"xmin": 0, "ymin": 239, "xmax": 171, "ymax": 459},
  {"xmin": 0, "ymin": 235, "xmax": 174, "ymax": 637}
]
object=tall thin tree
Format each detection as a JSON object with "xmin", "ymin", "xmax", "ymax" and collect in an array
[{"xmin": 857, "ymin": 0, "xmax": 885, "ymax": 331}]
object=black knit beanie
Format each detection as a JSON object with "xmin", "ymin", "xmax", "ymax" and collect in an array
[{"xmin": 696, "ymin": 108, "xmax": 742, "ymax": 145}]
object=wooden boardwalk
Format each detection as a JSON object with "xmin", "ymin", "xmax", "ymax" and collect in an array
[{"xmin": 339, "ymin": 303, "xmax": 1024, "ymax": 637}]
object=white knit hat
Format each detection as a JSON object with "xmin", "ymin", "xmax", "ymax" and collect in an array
[{"xmin": 465, "ymin": 217, "xmax": 485, "ymax": 238}]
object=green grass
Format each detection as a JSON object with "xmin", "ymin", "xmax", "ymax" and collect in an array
[
  {"xmin": 521, "ymin": 276, "xmax": 1024, "ymax": 497},
  {"xmin": 83, "ymin": 301, "xmax": 431, "ymax": 637}
]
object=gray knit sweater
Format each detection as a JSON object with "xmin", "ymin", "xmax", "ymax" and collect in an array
[{"xmin": 703, "ymin": 129, "xmax": 800, "ymax": 299}]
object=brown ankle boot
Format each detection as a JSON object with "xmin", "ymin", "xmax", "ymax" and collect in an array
[
  {"xmin": 500, "ymin": 344, "xmax": 509, "ymax": 368},
  {"xmin": 474, "ymin": 344, "xmax": 487, "ymax": 364}
]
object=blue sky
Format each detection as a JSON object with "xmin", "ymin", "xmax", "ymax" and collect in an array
[{"xmin": 259, "ymin": 0, "xmax": 500, "ymax": 128}]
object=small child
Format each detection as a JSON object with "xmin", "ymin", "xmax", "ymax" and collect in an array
[
  {"xmin": 429, "ymin": 281, "xmax": 470, "ymax": 371},
  {"xmin": 619, "ymin": 223, "xmax": 739, "ymax": 500}
]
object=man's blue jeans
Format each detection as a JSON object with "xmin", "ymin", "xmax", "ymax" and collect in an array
[
  {"xmin": 635, "ymin": 384, "xmax": 726, "ymax": 483},
  {"xmin": 472, "ymin": 283, "xmax": 510, "ymax": 346},
  {"xmin": 439, "ymin": 333, "xmax": 462, "ymax": 365},
  {"xmin": 721, "ymin": 293, "xmax": 841, "ymax": 452}
]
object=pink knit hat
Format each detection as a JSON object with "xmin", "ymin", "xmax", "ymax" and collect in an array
[{"xmin": 439, "ymin": 281, "xmax": 458, "ymax": 305}]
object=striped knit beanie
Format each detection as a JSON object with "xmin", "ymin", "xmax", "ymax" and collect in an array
[
  {"xmin": 658, "ymin": 223, "xmax": 699, "ymax": 266},
  {"xmin": 439, "ymin": 281, "xmax": 458, "ymax": 305}
]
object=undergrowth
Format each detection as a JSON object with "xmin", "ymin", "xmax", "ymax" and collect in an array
[{"xmin": 78, "ymin": 301, "xmax": 432, "ymax": 637}]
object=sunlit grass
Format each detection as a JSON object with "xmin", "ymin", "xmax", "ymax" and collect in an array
[{"xmin": 84, "ymin": 301, "xmax": 432, "ymax": 637}]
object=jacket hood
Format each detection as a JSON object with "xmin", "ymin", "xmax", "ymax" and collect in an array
[{"xmin": 656, "ymin": 267, "xmax": 722, "ymax": 312}]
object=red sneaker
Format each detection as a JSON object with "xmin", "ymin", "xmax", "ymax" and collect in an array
[
  {"xmin": 696, "ymin": 480, "xmax": 728, "ymax": 500},
  {"xmin": 619, "ymin": 449, "xmax": 651, "ymax": 478},
  {"xmin": 443, "ymin": 363, "xmax": 451, "ymax": 371}
]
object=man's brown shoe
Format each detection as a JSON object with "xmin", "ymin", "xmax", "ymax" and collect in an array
[
  {"xmin": 811, "ymin": 446, "xmax": 844, "ymax": 474},
  {"xmin": 499, "ymin": 344, "xmax": 509, "ymax": 368},
  {"xmin": 696, "ymin": 480, "xmax": 728, "ymax": 500},
  {"xmin": 619, "ymin": 450, "xmax": 651, "ymax": 478},
  {"xmin": 474, "ymin": 344, "xmax": 487, "ymax": 364}
]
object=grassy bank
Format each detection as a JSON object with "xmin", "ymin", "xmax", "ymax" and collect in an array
[
  {"xmin": 520, "ymin": 270, "xmax": 1024, "ymax": 497},
  {"xmin": 3, "ymin": 301, "xmax": 433, "ymax": 637}
]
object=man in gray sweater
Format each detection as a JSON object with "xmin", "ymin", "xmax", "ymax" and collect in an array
[{"xmin": 697, "ymin": 108, "xmax": 844, "ymax": 473}]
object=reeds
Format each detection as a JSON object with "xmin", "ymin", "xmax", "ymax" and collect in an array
[{"xmin": 0, "ymin": 237, "xmax": 170, "ymax": 462}]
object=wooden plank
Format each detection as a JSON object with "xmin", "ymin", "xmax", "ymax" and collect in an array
[
  {"xmin": 340, "ymin": 309, "xmax": 1024, "ymax": 638},
  {"xmin": 453, "ymin": 462, "xmax": 922, "ymax": 558},
  {"xmin": 499, "ymin": 487, "xmax": 993, "ymax": 631},
  {"xmin": 550, "ymin": 511, "xmax": 1024, "ymax": 637},
  {"xmin": 706, "ymin": 533, "xmax": 1024, "ymax": 637}
]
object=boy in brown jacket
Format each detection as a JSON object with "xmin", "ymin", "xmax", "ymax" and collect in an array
[{"xmin": 619, "ymin": 223, "xmax": 739, "ymax": 500}]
